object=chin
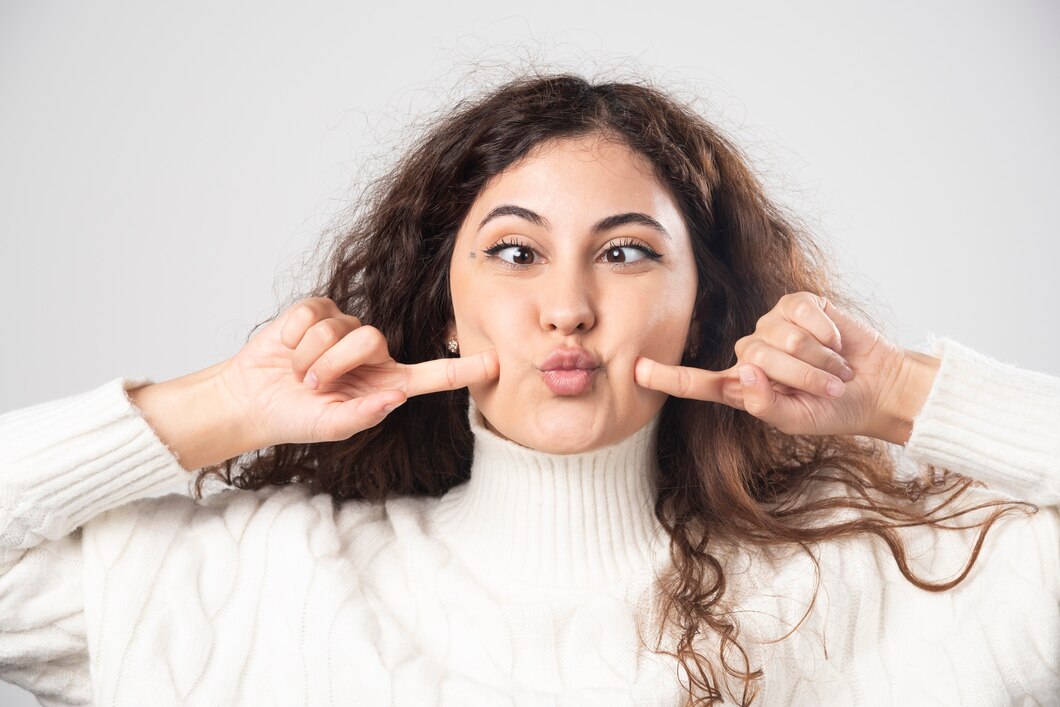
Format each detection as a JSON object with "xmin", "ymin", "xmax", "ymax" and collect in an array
[
  {"xmin": 485, "ymin": 415, "xmax": 596, "ymax": 452},
  {"xmin": 526, "ymin": 432, "xmax": 601, "ymax": 455},
  {"xmin": 478, "ymin": 399, "xmax": 611, "ymax": 453}
]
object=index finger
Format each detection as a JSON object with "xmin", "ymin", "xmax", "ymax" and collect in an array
[
  {"xmin": 634, "ymin": 356, "xmax": 729, "ymax": 403},
  {"xmin": 403, "ymin": 349, "xmax": 500, "ymax": 397}
]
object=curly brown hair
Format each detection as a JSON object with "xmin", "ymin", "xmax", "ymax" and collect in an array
[{"xmin": 195, "ymin": 70, "xmax": 1037, "ymax": 705}]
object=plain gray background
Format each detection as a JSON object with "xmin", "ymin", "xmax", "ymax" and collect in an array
[{"xmin": 2, "ymin": 0, "xmax": 1058, "ymax": 703}]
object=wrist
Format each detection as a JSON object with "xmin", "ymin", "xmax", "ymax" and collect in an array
[
  {"xmin": 128, "ymin": 364, "xmax": 259, "ymax": 472},
  {"xmin": 870, "ymin": 349, "xmax": 941, "ymax": 446}
]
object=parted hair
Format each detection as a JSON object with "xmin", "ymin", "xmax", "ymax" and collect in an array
[{"xmin": 196, "ymin": 70, "xmax": 1037, "ymax": 705}]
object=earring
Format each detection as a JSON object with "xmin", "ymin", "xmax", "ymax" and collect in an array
[
  {"xmin": 685, "ymin": 314, "xmax": 700, "ymax": 361},
  {"xmin": 446, "ymin": 338, "xmax": 459, "ymax": 354}
]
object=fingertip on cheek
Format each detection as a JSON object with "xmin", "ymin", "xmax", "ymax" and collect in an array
[{"xmin": 633, "ymin": 356, "xmax": 652, "ymax": 384}]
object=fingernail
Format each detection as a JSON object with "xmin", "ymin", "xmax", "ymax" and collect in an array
[
  {"xmin": 838, "ymin": 365, "xmax": 855, "ymax": 382},
  {"xmin": 826, "ymin": 378, "xmax": 845, "ymax": 397},
  {"xmin": 738, "ymin": 365, "xmax": 756, "ymax": 385},
  {"xmin": 305, "ymin": 371, "xmax": 318, "ymax": 389}
]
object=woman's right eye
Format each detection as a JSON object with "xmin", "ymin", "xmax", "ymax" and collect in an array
[
  {"xmin": 496, "ymin": 245, "xmax": 535, "ymax": 266},
  {"xmin": 482, "ymin": 240, "xmax": 538, "ymax": 269}
]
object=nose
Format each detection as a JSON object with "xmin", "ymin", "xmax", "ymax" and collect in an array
[{"xmin": 538, "ymin": 263, "xmax": 596, "ymax": 335}]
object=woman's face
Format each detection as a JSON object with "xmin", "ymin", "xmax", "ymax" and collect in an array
[{"xmin": 448, "ymin": 133, "xmax": 698, "ymax": 453}]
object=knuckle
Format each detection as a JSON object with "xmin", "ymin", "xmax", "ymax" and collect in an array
[
  {"xmin": 296, "ymin": 297, "xmax": 339, "ymax": 322},
  {"xmin": 745, "ymin": 398, "xmax": 768, "ymax": 418},
  {"xmin": 294, "ymin": 301, "xmax": 319, "ymax": 322},
  {"xmin": 793, "ymin": 300, "xmax": 815, "ymax": 323},
  {"xmin": 308, "ymin": 295, "xmax": 335, "ymax": 308},
  {"xmin": 676, "ymin": 367, "xmax": 692, "ymax": 397},
  {"xmin": 746, "ymin": 342, "xmax": 768, "ymax": 367},
  {"xmin": 313, "ymin": 320, "xmax": 343, "ymax": 347},
  {"xmin": 783, "ymin": 328, "xmax": 808, "ymax": 354},
  {"xmin": 359, "ymin": 325, "xmax": 386, "ymax": 349}
]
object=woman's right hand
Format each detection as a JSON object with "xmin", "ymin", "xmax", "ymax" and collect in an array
[{"xmin": 213, "ymin": 297, "xmax": 499, "ymax": 448}]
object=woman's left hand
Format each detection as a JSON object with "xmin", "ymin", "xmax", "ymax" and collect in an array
[{"xmin": 634, "ymin": 291, "xmax": 912, "ymax": 439}]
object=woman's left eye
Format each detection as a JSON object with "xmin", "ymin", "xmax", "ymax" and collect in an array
[
  {"xmin": 603, "ymin": 245, "xmax": 647, "ymax": 264},
  {"xmin": 600, "ymin": 239, "xmax": 664, "ymax": 265}
]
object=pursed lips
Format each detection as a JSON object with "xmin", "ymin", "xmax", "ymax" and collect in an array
[{"xmin": 536, "ymin": 347, "xmax": 601, "ymax": 396}]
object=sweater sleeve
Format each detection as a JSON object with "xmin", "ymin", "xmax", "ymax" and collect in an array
[
  {"xmin": 897, "ymin": 333, "xmax": 1060, "ymax": 507},
  {"xmin": 0, "ymin": 376, "xmax": 193, "ymax": 704}
]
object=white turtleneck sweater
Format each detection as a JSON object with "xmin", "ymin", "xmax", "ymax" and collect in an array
[{"xmin": 0, "ymin": 334, "xmax": 1058, "ymax": 706}]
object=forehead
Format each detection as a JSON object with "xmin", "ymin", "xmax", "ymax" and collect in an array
[
  {"xmin": 460, "ymin": 134, "xmax": 685, "ymax": 238},
  {"xmin": 484, "ymin": 134, "xmax": 660, "ymax": 194}
]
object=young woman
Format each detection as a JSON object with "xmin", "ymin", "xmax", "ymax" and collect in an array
[{"xmin": 1, "ymin": 73, "xmax": 1057, "ymax": 706}]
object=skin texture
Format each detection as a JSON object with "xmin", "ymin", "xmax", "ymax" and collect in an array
[{"xmin": 447, "ymin": 134, "xmax": 698, "ymax": 454}]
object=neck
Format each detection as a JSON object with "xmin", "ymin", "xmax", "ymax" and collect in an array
[{"xmin": 430, "ymin": 396, "xmax": 668, "ymax": 590}]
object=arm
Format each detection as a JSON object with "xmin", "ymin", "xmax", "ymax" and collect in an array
[
  {"xmin": 0, "ymin": 373, "xmax": 254, "ymax": 700},
  {"xmin": 1, "ymin": 367, "xmax": 258, "ymax": 552},
  {"xmin": 0, "ymin": 376, "xmax": 185, "ymax": 701},
  {"xmin": 0, "ymin": 376, "xmax": 190, "ymax": 553},
  {"xmin": 877, "ymin": 333, "xmax": 1060, "ymax": 506}
]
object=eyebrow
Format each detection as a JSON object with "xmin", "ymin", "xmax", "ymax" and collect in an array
[{"xmin": 476, "ymin": 203, "xmax": 671, "ymax": 241}]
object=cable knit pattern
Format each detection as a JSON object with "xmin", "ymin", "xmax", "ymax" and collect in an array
[{"xmin": 0, "ymin": 335, "xmax": 1057, "ymax": 705}]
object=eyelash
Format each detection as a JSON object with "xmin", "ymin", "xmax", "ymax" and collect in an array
[{"xmin": 481, "ymin": 238, "xmax": 664, "ymax": 270}]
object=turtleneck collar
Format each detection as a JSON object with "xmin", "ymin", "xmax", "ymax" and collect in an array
[{"xmin": 430, "ymin": 396, "xmax": 668, "ymax": 591}]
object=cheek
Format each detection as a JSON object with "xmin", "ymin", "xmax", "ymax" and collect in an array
[
  {"xmin": 459, "ymin": 282, "xmax": 520, "ymax": 343},
  {"xmin": 651, "ymin": 328, "xmax": 689, "ymax": 366},
  {"xmin": 611, "ymin": 294, "xmax": 689, "ymax": 362},
  {"xmin": 454, "ymin": 281, "xmax": 531, "ymax": 389}
]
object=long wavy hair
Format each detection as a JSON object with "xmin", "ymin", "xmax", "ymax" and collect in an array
[{"xmin": 195, "ymin": 71, "xmax": 1037, "ymax": 705}]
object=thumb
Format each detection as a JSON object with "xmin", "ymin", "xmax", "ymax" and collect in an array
[
  {"xmin": 307, "ymin": 390, "xmax": 408, "ymax": 443},
  {"xmin": 737, "ymin": 363, "xmax": 779, "ymax": 417}
]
